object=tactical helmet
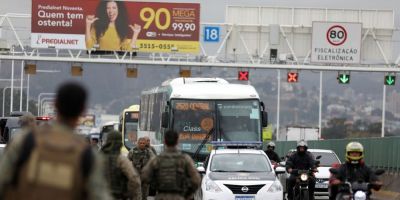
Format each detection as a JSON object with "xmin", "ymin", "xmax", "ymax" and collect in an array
[
  {"xmin": 101, "ymin": 130, "xmax": 122, "ymax": 153},
  {"xmin": 267, "ymin": 141, "xmax": 276, "ymax": 150},
  {"xmin": 296, "ymin": 140, "xmax": 308, "ymax": 151},
  {"xmin": 19, "ymin": 113, "xmax": 36, "ymax": 128},
  {"xmin": 345, "ymin": 142, "xmax": 364, "ymax": 164}
]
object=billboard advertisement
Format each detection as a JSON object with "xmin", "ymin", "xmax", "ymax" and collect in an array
[
  {"xmin": 31, "ymin": 0, "xmax": 200, "ymax": 53},
  {"xmin": 311, "ymin": 22, "xmax": 362, "ymax": 64}
]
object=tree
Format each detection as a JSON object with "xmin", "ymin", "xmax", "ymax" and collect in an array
[{"xmin": 322, "ymin": 118, "xmax": 347, "ymax": 139}]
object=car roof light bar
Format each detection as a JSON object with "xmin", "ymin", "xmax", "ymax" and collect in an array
[{"xmin": 210, "ymin": 141, "xmax": 262, "ymax": 149}]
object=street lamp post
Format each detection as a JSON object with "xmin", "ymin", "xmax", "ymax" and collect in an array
[
  {"xmin": 26, "ymin": 74, "xmax": 30, "ymax": 111},
  {"xmin": 2, "ymin": 87, "xmax": 26, "ymax": 117},
  {"xmin": 25, "ymin": 70, "xmax": 60, "ymax": 112},
  {"xmin": 19, "ymin": 60, "xmax": 24, "ymax": 111},
  {"xmin": 10, "ymin": 46, "xmax": 15, "ymax": 113}
]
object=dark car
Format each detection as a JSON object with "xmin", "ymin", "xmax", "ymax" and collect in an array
[{"xmin": 0, "ymin": 117, "xmax": 22, "ymax": 143}]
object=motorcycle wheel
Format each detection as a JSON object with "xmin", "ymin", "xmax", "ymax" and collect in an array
[{"xmin": 300, "ymin": 190, "xmax": 309, "ymax": 200}]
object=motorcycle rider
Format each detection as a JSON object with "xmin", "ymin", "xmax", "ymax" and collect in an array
[
  {"xmin": 286, "ymin": 140, "xmax": 317, "ymax": 200},
  {"xmin": 264, "ymin": 141, "xmax": 281, "ymax": 164},
  {"xmin": 329, "ymin": 142, "xmax": 383, "ymax": 200}
]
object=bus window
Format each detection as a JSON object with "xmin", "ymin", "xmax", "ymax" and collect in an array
[
  {"xmin": 217, "ymin": 100, "xmax": 261, "ymax": 141},
  {"xmin": 124, "ymin": 111, "xmax": 139, "ymax": 150},
  {"xmin": 172, "ymin": 100, "xmax": 215, "ymax": 153}
]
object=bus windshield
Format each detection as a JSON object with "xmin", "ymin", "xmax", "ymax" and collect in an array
[
  {"xmin": 172, "ymin": 99, "xmax": 261, "ymax": 152},
  {"xmin": 217, "ymin": 100, "xmax": 261, "ymax": 141},
  {"xmin": 124, "ymin": 111, "xmax": 139, "ymax": 149},
  {"xmin": 172, "ymin": 100, "xmax": 215, "ymax": 136}
]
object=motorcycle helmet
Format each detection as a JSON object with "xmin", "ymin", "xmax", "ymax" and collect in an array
[
  {"xmin": 296, "ymin": 140, "xmax": 308, "ymax": 152},
  {"xmin": 267, "ymin": 141, "xmax": 276, "ymax": 150},
  {"xmin": 345, "ymin": 142, "xmax": 364, "ymax": 164}
]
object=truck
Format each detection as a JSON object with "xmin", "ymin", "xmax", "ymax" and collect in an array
[{"xmin": 285, "ymin": 126, "xmax": 319, "ymax": 141}]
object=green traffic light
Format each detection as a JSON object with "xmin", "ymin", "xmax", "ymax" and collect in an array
[
  {"xmin": 385, "ymin": 75, "xmax": 396, "ymax": 86},
  {"xmin": 338, "ymin": 74, "xmax": 350, "ymax": 84}
]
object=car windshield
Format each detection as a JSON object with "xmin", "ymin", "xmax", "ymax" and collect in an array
[
  {"xmin": 210, "ymin": 153, "xmax": 272, "ymax": 172},
  {"xmin": 311, "ymin": 152, "xmax": 341, "ymax": 166}
]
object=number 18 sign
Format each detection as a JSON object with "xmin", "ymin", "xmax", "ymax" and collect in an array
[
  {"xmin": 311, "ymin": 22, "xmax": 362, "ymax": 64},
  {"xmin": 204, "ymin": 26, "xmax": 220, "ymax": 42}
]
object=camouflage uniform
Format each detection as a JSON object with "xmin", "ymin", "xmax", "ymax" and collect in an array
[
  {"xmin": 101, "ymin": 131, "xmax": 141, "ymax": 200},
  {"xmin": 141, "ymin": 147, "xmax": 201, "ymax": 200},
  {"xmin": 146, "ymin": 146, "xmax": 157, "ymax": 196},
  {"xmin": 128, "ymin": 145, "xmax": 155, "ymax": 200},
  {"xmin": 144, "ymin": 136, "xmax": 157, "ymax": 156},
  {"xmin": 0, "ymin": 122, "xmax": 112, "ymax": 200},
  {"xmin": 148, "ymin": 146, "xmax": 157, "ymax": 156}
]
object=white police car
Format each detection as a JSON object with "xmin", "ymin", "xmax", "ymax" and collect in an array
[
  {"xmin": 197, "ymin": 146, "xmax": 285, "ymax": 200},
  {"xmin": 309, "ymin": 149, "xmax": 341, "ymax": 196}
]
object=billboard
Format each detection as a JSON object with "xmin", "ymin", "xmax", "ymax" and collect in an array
[
  {"xmin": 311, "ymin": 22, "xmax": 362, "ymax": 64},
  {"xmin": 78, "ymin": 114, "xmax": 96, "ymax": 127},
  {"xmin": 31, "ymin": 0, "xmax": 200, "ymax": 53}
]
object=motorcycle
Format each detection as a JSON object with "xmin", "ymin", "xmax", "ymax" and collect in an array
[
  {"xmin": 291, "ymin": 168, "xmax": 316, "ymax": 200},
  {"xmin": 287, "ymin": 156, "xmax": 321, "ymax": 200},
  {"xmin": 329, "ymin": 168, "xmax": 385, "ymax": 200}
]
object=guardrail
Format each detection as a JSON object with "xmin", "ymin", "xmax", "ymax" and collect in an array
[{"xmin": 272, "ymin": 136, "xmax": 400, "ymax": 173}]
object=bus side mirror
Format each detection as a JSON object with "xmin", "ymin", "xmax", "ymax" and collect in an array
[
  {"xmin": 262, "ymin": 111, "xmax": 268, "ymax": 127},
  {"xmin": 161, "ymin": 112, "xmax": 169, "ymax": 128}
]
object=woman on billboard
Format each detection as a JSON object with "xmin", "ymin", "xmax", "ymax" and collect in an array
[{"xmin": 85, "ymin": 0, "xmax": 141, "ymax": 51}]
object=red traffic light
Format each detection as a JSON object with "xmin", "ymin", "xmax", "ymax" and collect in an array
[
  {"xmin": 287, "ymin": 72, "xmax": 298, "ymax": 83},
  {"xmin": 238, "ymin": 71, "xmax": 249, "ymax": 81}
]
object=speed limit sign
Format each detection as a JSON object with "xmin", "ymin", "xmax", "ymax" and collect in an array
[
  {"xmin": 311, "ymin": 22, "xmax": 362, "ymax": 64},
  {"xmin": 327, "ymin": 25, "xmax": 347, "ymax": 46}
]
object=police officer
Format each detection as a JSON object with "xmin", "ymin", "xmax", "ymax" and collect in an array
[
  {"xmin": 264, "ymin": 141, "xmax": 281, "ymax": 164},
  {"xmin": 101, "ymin": 131, "xmax": 142, "ymax": 200},
  {"xmin": 18, "ymin": 113, "xmax": 36, "ymax": 130},
  {"xmin": 0, "ymin": 82, "xmax": 112, "ymax": 200},
  {"xmin": 128, "ymin": 137, "xmax": 155, "ymax": 200},
  {"xmin": 143, "ymin": 136, "xmax": 157, "ymax": 196},
  {"xmin": 141, "ymin": 130, "xmax": 201, "ymax": 200},
  {"xmin": 329, "ymin": 142, "xmax": 382, "ymax": 200},
  {"xmin": 286, "ymin": 140, "xmax": 317, "ymax": 200},
  {"xmin": 143, "ymin": 136, "xmax": 157, "ymax": 155}
]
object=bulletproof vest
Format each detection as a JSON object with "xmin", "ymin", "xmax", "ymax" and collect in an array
[
  {"xmin": 155, "ymin": 152, "xmax": 187, "ymax": 194},
  {"xmin": 104, "ymin": 154, "xmax": 128, "ymax": 199},
  {"xmin": 5, "ymin": 126, "xmax": 90, "ymax": 200},
  {"xmin": 131, "ymin": 148, "xmax": 150, "ymax": 171}
]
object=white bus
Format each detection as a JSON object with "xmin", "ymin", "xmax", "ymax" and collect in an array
[{"xmin": 138, "ymin": 77, "xmax": 268, "ymax": 160}]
